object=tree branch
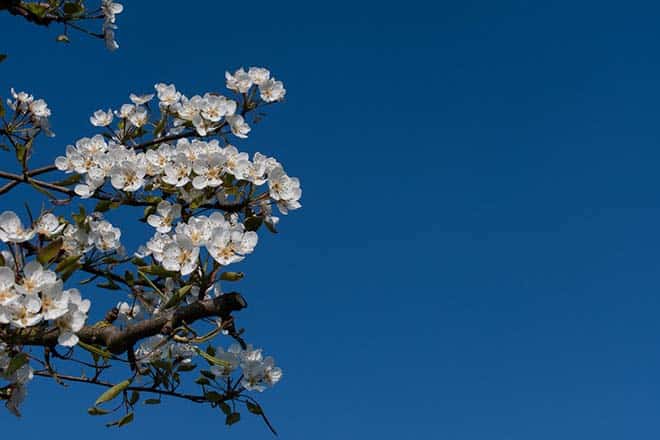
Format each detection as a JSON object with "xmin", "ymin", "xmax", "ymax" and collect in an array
[{"xmin": 3, "ymin": 292, "xmax": 247, "ymax": 354}]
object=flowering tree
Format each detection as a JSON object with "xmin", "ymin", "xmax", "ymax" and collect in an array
[{"xmin": 0, "ymin": 2, "xmax": 301, "ymax": 433}]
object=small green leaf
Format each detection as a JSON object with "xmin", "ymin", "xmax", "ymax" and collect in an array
[
  {"xmin": 6, "ymin": 353, "xmax": 29, "ymax": 376},
  {"xmin": 37, "ymin": 239, "xmax": 63, "ymax": 265},
  {"xmin": 116, "ymin": 412, "xmax": 134, "ymax": 427},
  {"xmin": 129, "ymin": 391, "xmax": 140, "ymax": 405},
  {"xmin": 244, "ymin": 216, "xmax": 263, "ymax": 232},
  {"xmin": 195, "ymin": 377, "xmax": 210, "ymax": 385},
  {"xmin": 77, "ymin": 341, "xmax": 112, "ymax": 360},
  {"xmin": 62, "ymin": 2, "xmax": 84, "ymax": 15},
  {"xmin": 95, "ymin": 379, "xmax": 131, "ymax": 406},
  {"xmin": 220, "ymin": 272, "xmax": 244, "ymax": 281},
  {"xmin": 24, "ymin": 3, "xmax": 49, "ymax": 17},
  {"xmin": 163, "ymin": 284, "xmax": 192, "ymax": 309},
  {"xmin": 225, "ymin": 412, "xmax": 240, "ymax": 426},
  {"xmin": 144, "ymin": 398, "xmax": 161, "ymax": 405},
  {"xmin": 177, "ymin": 363, "xmax": 196, "ymax": 372},
  {"xmin": 87, "ymin": 407, "xmax": 110, "ymax": 416},
  {"xmin": 219, "ymin": 401, "xmax": 232, "ymax": 416},
  {"xmin": 246, "ymin": 401, "xmax": 263, "ymax": 415}
]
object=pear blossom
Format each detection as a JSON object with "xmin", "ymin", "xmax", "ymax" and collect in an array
[
  {"xmin": 155, "ymin": 83, "xmax": 181, "ymax": 107},
  {"xmin": 90, "ymin": 109, "xmax": 113, "ymax": 127},
  {"xmin": 161, "ymin": 234, "xmax": 200, "ymax": 276},
  {"xmin": 110, "ymin": 159, "xmax": 147, "ymax": 192},
  {"xmin": 147, "ymin": 200, "xmax": 182, "ymax": 233},
  {"xmin": 55, "ymin": 288, "xmax": 90, "ymax": 347},
  {"xmin": 0, "ymin": 267, "xmax": 17, "ymax": 306},
  {"xmin": 248, "ymin": 67, "xmax": 271, "ymax": 86},
  {"xmin": 129, "ymin": 93, "xmax": 154, "ymax": 105},
  {"xmin": 192, "ymin": 152, "xmax": 227, "ymax": 189},
  {"xmin": 0, "ymin": 212, "xmax": 35, "ymax": 243},
  {"xmin": 39, "ymin": 282, "xmax": 69, "ymax": 321},
  {"xmin": 34, "ymin": 213, "xmax": 64, "ymax": 237},
  {"xmin": 16, "ymin": 261, "xmax": 57, "ymax": 296},
  {"xmin": 207, "ymin": 226, "xmax": 258, "ymax": 266},
  {"xmin": 268, "ymin": 166, "xmax": 302, "ymax": 214},
  {"xmin": 259, "ymin": 78, "xmax": 286, "ymax": 102},
  {"xmin": 226, "ymin": 114, "xmax": 250, "ymax": 138},
  {"xmin": 7, "ymin": 295, "xmax": 42, "ymax": 328},
  {"xmin": 225, "ymin": 68, "xmax": 253, "ymax": 93}
]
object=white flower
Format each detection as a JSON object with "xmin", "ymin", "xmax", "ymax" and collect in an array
[
  {"xmin": 268, "ymin": 166, "xmax": 302, "ymax": 214},
  {"xmin": 115, "ymin": 103, "xmax": 135, "ymax": 118},
  {"xmin": 210, "ymin": 346, "xmax": 240, "ymax": 377},
  {"xmin": 117, "ymin": 301, "xmax": 141, "ymax": 321},
  {"xmin": 162, "ymin": 154, "xmax": 192, "ymax": 187},
  {"xmin": 7, "ymin": 295, "xmax": 42, "ymax": 328},
  {"xmin": 155, "ymin": 83, "xmax": 181, "ymax": 107},
  {"xmin": 101, "ymin": 0, "xmax": 123, "ymax": 23},
  {"xmin": 207, "ymin": 227, "xmax": 258, "ymax": 266},
  {"xmin": 90, "ymin": 109, "xmax": 113, "ymax": 127},
  {"xmin": 0, "ymin": 266, "xmax": 17, "ymax": 307},
  {"xmin": 222, "ymin": 145, "xmax": 250, "ymax": 180},
  {"xmin": 29, "ymin": 99, "xmax": 50, "ymax": 118},
  {"xmin": 0, "ymin": 211, "xmax": 35, "ymax": 243},
  {"xmin": 259, "ymin": 78, "xmax": 286, "ymax": 102},
  {"xmin": 17, "ymin": 261, "xmax": 57, "ymax": 296},
  {"xmin": 39, "ymin": 281, "xmax": 69, "ymax": 321},
  {"xmin": 225, "ymin": 68, "xmax": 253, "ymax": 93},
  {"xmin": 129, "ymin": 93, "xmax": 154, "ymax": 105},
  {"xmin": 200, "ymin": 94, "xmax": 236, "ymax": 122},
  {"xmin": 175, "ymin": 216, "xmax": 212, "ymax": 247},
  {"xmin": 61, "ymin": 224, "xmax": 92, "ymax": 256},
  {"xmin": 143, "ymin": 232, "xmax": 173, "ymax": 262},
  {"xmin": 55, "ymin": 288, "xmax": 90, "ymax": 347},
  {"xmin": 128, "ymin": 106, "xmax": 148, "ymax": 128},
  {"xmin": 162, "ymin": 235, "xmax": 199, "ymax": 276},
  {"xmin": 192, "ymin": 152, "xmax": 226, "ymax": 189},
  {"xmin": 34, "ymin": 213, "xmax": 64, "ymax": 236},
  {"xmin": 89, "ymin": 219, "xmax": 122, "ymax": 251},
  {"xmin": 110, "ymin": 159, "xmax": 147, "ymax": 192},
  {"xmin": 147, "ymin": 200, "xmax": 182, "ymax": 233},
  {"xmin": 248, "ymin": 67, "xmax": 271, "ymax": 86},
  {"xmin": 145, "ymin": 143, "xmax": 174, "ymax": 175},
  {"xmin": 226, "ymin": 114, "xmax": 250, "ymax": 138}
]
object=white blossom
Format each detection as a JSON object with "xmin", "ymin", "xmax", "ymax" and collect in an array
[
  {"xmin": 90, "ymin": 109, "xmax": 113, "ymax": 127},
  {"xmin": 147, "ymin": 200, "xmax": 181, "ymax": 233},
  {"xmin": 225, "ymin": 68, "xmax": 253, "ymax": 93},
  {"xmin": 34, "ymin": 213, "xmax": 64, "ymax": 236},
  {"xmin": 226, "ymin": 114, "xmax": 250, "ymax": 138},
  {"xmin": 0, "ymin": 212, "xmax": 35, "ymax": 243}
]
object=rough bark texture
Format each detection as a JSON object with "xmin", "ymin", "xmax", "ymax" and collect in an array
[{"xmin": 1, "ymin": 292, "xmax": 247, "ymax": 354}]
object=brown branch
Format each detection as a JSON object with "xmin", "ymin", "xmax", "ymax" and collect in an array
[
  {"xmin": 33, "ymin": 371, "xmax": 236, "ymax": 403},
  {"xmin": 3, "ymin": 292, "xmax": 247, "ymax": 354}
]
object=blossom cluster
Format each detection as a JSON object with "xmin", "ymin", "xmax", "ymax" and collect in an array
[
  {"xmin": 101, "ymin": 0, "xmax": 123, "ymax": 51},
  {"xmin": 5, "ymin": 88, "xmax": 53, "ymax": 136},
  {"xmin": 210, "ymin": 344, "xmax": 282, "ymax": 392},
  {"xmin": 0, "ymin": 210, "xmax": 121, "ymax": 256},
  {"xmin": 0, "ymin": 260, "xmax": 90, "ymax": 347},
  {"xmin": 139, "ymin": 210, "xmax": 257, "ymax": 275}
]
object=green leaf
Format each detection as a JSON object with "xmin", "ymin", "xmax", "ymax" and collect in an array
[
  {"xmin": 200, "ymin": 369, "xmax": 216, "ymax": 379},
  {"xmin": 77, "ymin": 340, "xmax": 112, "ymax": 360},
  {"xmin": 24, "ymin": 3, "xmax": 49, "ymax": 17},
  {"xmin": 94, "ymin": 199, "xmax": 118, "ymax": 213},
  {"xmin": 177, "ymin": 363, "xmax": 196, "ymax": 372},
  {"xmin": 97, "ymin": 279, "xmax": 121, "ymax": 290},
  {"xmin": 246, "ymin": 401, "xmax": 263, "ymax": 415},
  {"xmin": 220, "ymin": 271, "xmax": 244, "ymax": 281},
  {"xmin": 144, "ymin": 398, "xmax": 161, "ymax": 405},
  {"xmin": 116, "ymin": 412, "xmax": 134, "ymax": 427},
  {"xmin": 195, "ymin": 377, "xmax": 210, "ymax": 386},
  {"xmin": 37, "ymin": 239, "xmax": 63, "ymax": 265},
  {"xmin": 62, "ymin": 2, "xmax": 84, "ymax": 15},
  {"xmin": 244, "ymin": 216, "xmax": 263, "ymax": 232},
  {"xmin": 128, "ymin": 391, "xmax": 140, "ymax": 406},
  {"xmin": 55, "ymin": 254, "xmax": 81, "ymax": 272},
  {"xmin": 193, "ymin": 347, "xmax": 231, "ymax": 368},
  {"xmin": 0, "ymin": 100, "xmax": 5, "ymax": 118},
  {"xmin": 6, "ymin": 353, "xmax": 29, "ymax": 376},
  {"xmin": 95, "ymin": 379, "xmax": 131, "ymax": 406},
  {"xmin": 53, "ymin": 174, "xmax": 81, "ymax": 186},
  {"xmin": 225, "ymin": 412, "xmax": 241, "ymax": 426},
  {"xmin": 219, "ymin": 401, "xmax": 232, "ymax": 416},
  {"xmin": 87, "ymin": 407, "xmax": 110, "ymax": 416},
  {"xmin": 163, "ymin": 284, "xmax": 192, "ymax": 309}
]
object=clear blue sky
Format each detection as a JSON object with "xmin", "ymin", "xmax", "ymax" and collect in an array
[{"xmin": 2, "ymin": 1, "xmax": 660, "ymax": 438}]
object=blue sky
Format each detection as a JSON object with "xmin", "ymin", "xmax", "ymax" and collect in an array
[{"xmin": 2, "ymin": 0, "xmax": 660, "ymax": 438}]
